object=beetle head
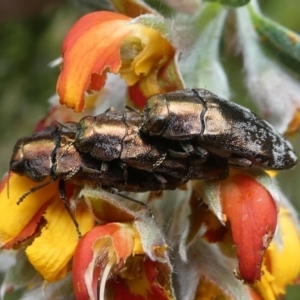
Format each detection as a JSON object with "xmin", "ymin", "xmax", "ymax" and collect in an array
[
  {"xmin": 59, "ymin": 122, "xmax": 77, "ymax": 145},
  {"xmin": 142, "ymin": 94, "xmax": 168, "ymax": 135},
  {"xmin": 10, "ymin": 137, "xmax": 55, "ymax": 181},
  {"xmin": 10, "ymin": 139, "xmax": 26, "ymax": 176},
  {"xmin": 75, "ymin": 116, "xmax": 95, "ymax": 153}
]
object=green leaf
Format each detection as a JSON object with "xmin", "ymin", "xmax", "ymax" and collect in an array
[
  {"xmin": 204, "ymin": 0, "xmax": 250, "ymax": 8},
  {"xmin": 236, "ymin": 5, "xmax": 300, "ymax": 133},
  {"xmin": 249, "ymin": 5, "xmax": 300, "ymax": 73}
]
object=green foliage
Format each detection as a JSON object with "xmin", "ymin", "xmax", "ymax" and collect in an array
[{"xmin": 204, "ymin": 0, "xmax": 250, "ymax": 7}]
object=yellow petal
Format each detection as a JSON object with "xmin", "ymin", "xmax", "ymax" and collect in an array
[
  {"xmin": 120, "ymin": 25, "xmax": 174, "ymax": 89},
  {"xmin": 0, "ymin": 174, "xmax": 57, "ymax": 246},
  {"xmin": 254, "ymin": 265, "xmax": 276, "ymax": 300},
  {"xmin": 195, "ymin": 275, "xmax": 232, "ymax": 300},
  {"xmin": 254, "ymin": 208, "xmax": 300, "ymax": 298},
  {"xmin": 26, "ymin": 195, "xmax": 95, "ymax": 282},
  {"xmin": 267, "ymin": 208, "xmax": 300, "ymax": 294}
]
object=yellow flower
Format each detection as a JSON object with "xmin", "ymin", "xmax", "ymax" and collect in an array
[
  {"xmin": 0, "ymin": 174, "xmax": 95, "ymax": 282},
  {"xmin": 254, "ymin": 208, "xmax": 300, "ymax": 299}
]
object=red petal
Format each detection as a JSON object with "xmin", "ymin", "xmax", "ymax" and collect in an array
[
  {"xmin": 128, "ymin": 83, "xmax": 148, "ymax": 108},
  {"xmin": 110, "ymin": 259, "xmax": 172, "ymax": 300},
  {"xmin": 220, "ymin": 174, "xmax": 277, "ymax": 284},
  {"xmin": 72, "ymin": 223, "xmax": 134, "ymax": 299}
]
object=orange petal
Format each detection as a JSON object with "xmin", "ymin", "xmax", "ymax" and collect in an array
[
  {"xmin": 0, "ymin": 174, "xmax": 58, "ymax": 247},
  {"xmin": 220, "ymin": 173, "xmax": 277, "ymax": 284},
  {"xmin": 57, "ymin": 11, "xmax": 133, "ymax": 112}
]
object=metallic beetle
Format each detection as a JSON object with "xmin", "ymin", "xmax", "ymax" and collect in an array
[
  {"xmin": 141, "ymin": 88, "xmax": 298, "ymax": 170},
  {"xmin": 73, "ymin": 108, "xmax": 227, "ymax": 179},
  {"xmin": 9, "ymin": 124, "xmax": 185, "ymax": 235},
  {"xmin": 10, "ymin": 122, "xmax": 228, "ymax": 195}
]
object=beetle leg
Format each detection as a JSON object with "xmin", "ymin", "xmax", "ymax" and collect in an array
[
  {"xmin": 58, "ymin": 180, "xmax": 82, "ymax": 238},
  {"xmin": 180, "ymin": 141, "xmax": 196, "ymax": 155},
  {"xmin": 105, "ymin": 187, "xmax": 155, "ymax": 219},
  {"xmin": 104, "ymin": 107, "xmax": 115, "ymax": 112},
  {"xmin": 168, "ymin": 142, "xmax": 208, "ymax": 161},
  {"xmin": 167, "ymin": 141, "xmax": 196, "ymax": 158},
  {"xmin": 125, "ymin": 105, "xmax": 142, "ymax": 115},
  {"xmin": 168, "ymin": 148, "xmax": 189, "ymax": 158},
  {"xmin": 194, "ymin": 145, "xmax": 208, "ymax": 160},
  {"xmin": 80, "ymin": 162, "xmax": 109, "ymax": 175},
  {"xmin": 198, "ymin": 142, "xmax": 231, "ymax": 158},
  {"xmin": 118, "ymin": 162, "xmax": 128, "ymax": 182},
  {"xmin": 101, "ymin": 162, "xmax": 109, "ymax": 172},
  {"xmin": 80, "ymin": 165, "xmax": 102, "ymax": 174},
  {"xmin": 228, "ymin": 156, "xmax": 253, "ymax": 168},
  {"xmin": 154, "ymin": 173, "xmax": 167, "ymax": 189}
]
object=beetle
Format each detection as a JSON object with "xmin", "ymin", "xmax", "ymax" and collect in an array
[
  {"xmin": 9, "ymin": 123, "xmax": 183, "ymax": 236},
  {"xmin": 9, "ymin": 123, "xmax": 176, "ymax": 193},
  {"xmin": 10, "ymin": 122, "xmax": 228, "ymax": 197},
  {"xmin": 72, "ymin": 108, "xmax": 218, "ymax": 178},
  {"xmin": 8, "ymin": 119, "xmax": 227, "ymax": 237},
  {"xmin": 9, "ymin": 123, "xmax": 184, "ymax": 234},
  {"xmin": 141, "ymin": 88, "xmax": 298, "ymax": 170}
]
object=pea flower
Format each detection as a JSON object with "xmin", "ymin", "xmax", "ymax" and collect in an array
[
  {"xmin": 72, "ymin": 217, "xmax": 173, "ymax": 300},
  {"xmin": 0, "ymin": 174, "xmax": 95, "ymax": 282},
  {"xmin": 57, "ymin": 10, "xmax": 183, "ymax": 111},
  {"xmin": 1, "ymin": 0, "xmax": 300, "ymax": 299},
  {"xmin": 254, "ymin": 207, "xmax": 300, "ymax": 299}
]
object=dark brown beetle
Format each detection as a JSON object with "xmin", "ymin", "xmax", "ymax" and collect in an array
[
  {"xmin": 73, "ymin": 108, "xmax": 215, "ymax": 179},
  {"xmin": 141, "ymin": 88, "xmax": 298, "ymax": 170},
  {"xmin": 10, "ymin": 122, "xmax": 228, "ymax": 195},
  {"xmin": 9, "ymin": 124, "xmax": 182, "ymax": 236},
  {"xmin": 9, "ymin": 122, "xmax": 228, "ymax": 236}
]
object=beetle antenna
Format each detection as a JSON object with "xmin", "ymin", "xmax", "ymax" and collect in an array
[
  {"xmin": 105, "ymin": 187, "xmax": 155, "ymax": 219},
  {"xmin": 6, "ymin": 171, "xmax": 11, "ymax": 199},
  {"xmin": 125, "ymin": 105, "xmax": 142, "ymax": 116},
  {"xmin": 17, "ymin": 179, "xmax": 54, "ymax": 205},
  {"xmin": 56, "ymin": 121, "xmax": 77, "ymax": 133}
]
